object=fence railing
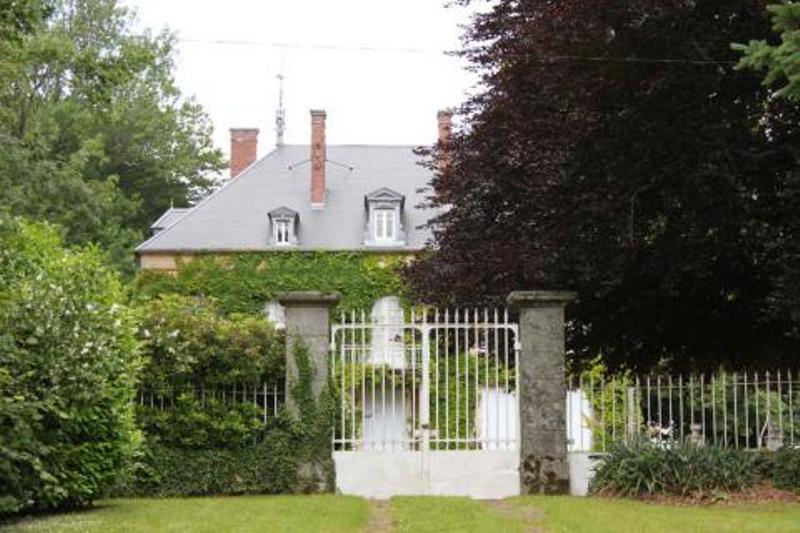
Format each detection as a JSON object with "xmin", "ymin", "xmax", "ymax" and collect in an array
[
  {"xmin": 136, "ymin": 383, "xmax": 284, "ymax": 424},
  {"xmin": 332, "ymin": 308, "xmax": 520, "ymax": 452},
  {"xmin": 567, "ymin": 370, "xmax": 800, "ymax": 452}
]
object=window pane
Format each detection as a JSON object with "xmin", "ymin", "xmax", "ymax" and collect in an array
[
  {"xmin": 386, "ymin": 211, "xmax": 395, "ymax": 240},
  {"xmin": 276, "ymin": 220, "xmax": 289, "ymax": 244},
  {"xmin": 374, "ymin": 209, "xmax": 397, "ymax": 242},
  {"xmin": 375, "ymin": 211, "xmax": 385, "ymax": 240}
]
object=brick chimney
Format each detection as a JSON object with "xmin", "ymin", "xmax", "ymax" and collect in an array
[
  {"xmin": 229, "ymin": 128, "xmax": 259, "ymax": 178},
  {"xmin": 310, "ymin": 110, "xmax": 327, "ymax": 207},
  {"xmin": 437, "ymin": 109, "xmax": 453, "ymax": 173}
]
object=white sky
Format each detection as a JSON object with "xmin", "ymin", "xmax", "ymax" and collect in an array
[{"xmin": 120, "ymin": 0, "xmax": 478, "ymax": 160}]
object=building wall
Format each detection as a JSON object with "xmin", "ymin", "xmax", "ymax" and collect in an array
[{"xmin": 138, "ymin": 253, "xmax": 195, "ymax": 272}]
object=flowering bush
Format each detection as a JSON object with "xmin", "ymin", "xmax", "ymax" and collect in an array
[
  {"xmin": 135, "ymin": 294, "xmax": 284, "ymax": 389},
  {"xmin": 0, "ymin": 218, "xmax": 139, "ymax": 514}
]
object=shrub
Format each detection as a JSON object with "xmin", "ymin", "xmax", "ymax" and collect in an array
[
  {"xmin": 771, "ymin": 447, "xmax": 800, "ymax": 493},
  {"xmin": 120, "ymin": 342, "xmax": 336, "ymax": 496},
  {"xmin": 0, "ymin": 219, "xmax": 139, "ymax": 515},
  {"xmin": 135, "ymin": 395, "xmax": 268, "ymax": 449},
  {"xmin": 132, "ymin": 294, "xmax": 286, "ymax": 454},
  {"xmin": 591, "ymin": 440, "xmax": 760, "ymax": 498},
  {"xmin": 136, "ymin": 294, "xmax": 284, "ymax": 388},
  {"xmin": 121, "ymin": 433, "xmax": 298, "ymax": 497}
]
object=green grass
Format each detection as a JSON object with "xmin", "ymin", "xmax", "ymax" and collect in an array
[
  {"xmin": 2, "ymin": 495, "xmax": 369, "ymax": 533},
  {"xmin": 4, "ymin": 495, "xmax": 800, "ymax": 532},
  {"xmin": 519, "ymin": 496, "xmax": 800, "ymax": 533},
  {"xmin": 391, "ymin": 496, "xmax": 527, "ymax": 532}
]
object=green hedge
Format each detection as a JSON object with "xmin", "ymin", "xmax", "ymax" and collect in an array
[
  {"xmin": 0, "ymin": 219, "xmax": 139, "ymax": 515},
  {"xmin": 123, "ymin": 340, "xmax": 336, "ymax": 496},
  {"xmin": 121, "ymin": 435, "xmax": 298, "ymax": 497},
  {"xmin": 135, "ymin": 396, "xmax": 269, "ymax": 450},
  {"xmin": 130, "ymin": 252, "xmax": 407, "ymax": 315}
]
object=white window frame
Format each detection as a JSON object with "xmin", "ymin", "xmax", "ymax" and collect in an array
[
  {"xmin": 274, "ymin": 219, "xmax": 291, "ymax": 245},
  {"xmin": 373, "ymin": 208, "xmax": 396, "ymax": 243}
]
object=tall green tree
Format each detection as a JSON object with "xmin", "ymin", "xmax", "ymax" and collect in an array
[
  {"xmin": 405, "ymin": 0, "xmax": 800, "ymax": 372},
  {"xmin": 735, "ymin": 1, "xmax": 800, "ymax": 100},
  {"xmin": 0, "ymin": 0, "xmax": 224, "ymax": 273},
  {"xmin": 736, "ymin": 1, "xmax": 800, "ymax": 344}
]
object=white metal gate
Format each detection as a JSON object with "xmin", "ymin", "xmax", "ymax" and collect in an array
[{"xmin": 331, "ymin": 307, "xmax": 521, "ymax": 499}]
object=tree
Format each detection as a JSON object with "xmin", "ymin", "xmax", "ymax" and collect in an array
[
  {"xmin": 405, "ymin": 0, "xmax": 800, "ymax": 372},
  {"xmin": 735, "ymin": 1, "xmax": 800, "ymax": 100},
  {"xmin": 0, "ymin": 0, "xmax": 224, "ymax": 273},
  {"xmin": 735, "ymin": 0, "xmax": 800, "ymax": 349},
  {"xmin": 0, "ymin": 217, "xmax": 139, "ymax": 514}
]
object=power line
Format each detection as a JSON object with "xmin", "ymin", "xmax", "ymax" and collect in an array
[
  {"xmin": 511, "ymin": 54, "xmax": 737, "ymax": 66},
  {"xmin": 178, "ymin": 37, "xmax": 442, "ymax": 55},
  {"xmin": 177, "ymin": 37, "xmax": 738, "ymax": 66}
]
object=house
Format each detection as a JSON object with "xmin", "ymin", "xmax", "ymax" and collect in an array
[
  {"xmin": 134, "ymin": 109, "xmax": 522, "ymax": 453},
  {"xmin": 135, "ymin": 109, "xmax": 453, "ymax": 271}
]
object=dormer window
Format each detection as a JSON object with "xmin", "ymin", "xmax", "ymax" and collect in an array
[
  {"xmin": 364, "ymin": 188, "xmax": 405, "ymax": 247},
  {"xmin": 268, "ymin": 207, "xmax": 299, "ymax": 246}
]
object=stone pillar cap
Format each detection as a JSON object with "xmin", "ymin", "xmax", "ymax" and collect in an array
[
  {"xmin": 277, "ymin": 291, "xmax": 340, "ymax": 306},
  {"xmin": 507, "ymin": 290, "xmax": 577, "ymax": 307}
]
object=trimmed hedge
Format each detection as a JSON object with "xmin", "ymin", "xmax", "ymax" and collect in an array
[
  {"xmin": 0, "ymin": 219, "xmax": 139, "ymax": 515},
  {"xmin": 122, "ymin": 435, "xmax": 298, "ymax": 497}
]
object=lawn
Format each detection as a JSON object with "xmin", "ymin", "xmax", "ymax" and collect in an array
[
  {"xmin": 3, "ymin": 495, "xmax": 800, "ymax": 532},
  {"xmin": 520, "ymin": 496, "xmax": 800, "ymax": 533},
  {"xmin": 2, "ymin": 495, "xmax": 369, "ymax": 533}
]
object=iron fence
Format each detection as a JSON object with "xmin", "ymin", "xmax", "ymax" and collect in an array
[
  {"xmin": 567, "ymin": 370, "xmax": 800, "ymax": 452},
  {"xmin": 135, "ymin": 382, "xmax": 284, "ymax": 424}
]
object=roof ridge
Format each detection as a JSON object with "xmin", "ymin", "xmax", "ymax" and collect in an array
[{"xmin": 150, "ymin": 207, "xmax": 189, "ymax": 229}]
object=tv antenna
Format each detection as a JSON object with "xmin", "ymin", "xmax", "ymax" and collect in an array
[{"xmin": 275, "ymin": 73, "xmax": 286, "ymax": 147}]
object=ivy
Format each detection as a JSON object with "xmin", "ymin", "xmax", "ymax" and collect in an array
[
  {"xmin": 123, "ymin": 340, "xmax": 338, "ymax": 496},
  {"xmin": 289, "ymin": 340, "xmax": 338, "ymax": 492},
  {"xmin": 124, "ymin": 251, "xmax": 405, "ymax": 495},
  {"xmin": 130, "ymin": 252, "xmax": 408, "ymax": 315}
]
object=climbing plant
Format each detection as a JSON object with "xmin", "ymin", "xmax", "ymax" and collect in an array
[
  {"xmin": 130, "ymin": 252, "xmax": 408, "ymax": 315},
  {"xmin": 124, "ymin": 340, "xmax": 337, "ymax": 496}
]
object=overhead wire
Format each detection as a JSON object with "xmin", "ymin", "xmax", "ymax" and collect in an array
[{"xmin": 177, "ymin": 37, "xmax": 738, "ymax": 66}]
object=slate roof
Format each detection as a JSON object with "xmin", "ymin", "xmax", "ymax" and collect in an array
[
  {"xmin": 149, "ymin": 207, "xmax": 189, "ymax": 233},
  {"xmin": 136, "ymin": 145, "xmax": 435, "ymax": 253}
]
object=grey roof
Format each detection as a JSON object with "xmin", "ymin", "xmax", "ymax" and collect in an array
[
  {"xmin": 136, "ymin": 145, "xmax": 436, "ymax": 253},
  {"xmin": 150, "ymin": 207, "xmax": 189, "ymax": 231}
]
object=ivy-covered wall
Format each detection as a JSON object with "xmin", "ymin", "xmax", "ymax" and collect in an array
[
  {"xmin": 123, "ymin": 341, "xmax": 336, "ymax": 497},
  {"xmin": 124, "ymin": 251, "xmax": 408, "ymax": 496},
  {"xmin": 131, "ymin": 252, "xmax": 409, "ymax": 315}
]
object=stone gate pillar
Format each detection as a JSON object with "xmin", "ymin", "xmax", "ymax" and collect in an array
[
  {"xmin": 508, "ymin": 290, "xmax": 576, "ymax": 494},
  {"xmin": 278, "ymin": 291, "xmax": 339, "ymax": 413}
]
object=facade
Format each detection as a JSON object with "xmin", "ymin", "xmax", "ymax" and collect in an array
[{"xmin": 135, "ymin": 109, "xmax": 452, "ymax": 271}]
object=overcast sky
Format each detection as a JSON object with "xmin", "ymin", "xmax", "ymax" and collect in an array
[{"xmin": 120, "ymin": 0, "xmax": 478, "ymax": 160}]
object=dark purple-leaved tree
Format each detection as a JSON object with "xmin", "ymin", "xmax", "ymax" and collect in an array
[{"xmin": 405, "ymin": 0, "xmax": 800, "ymax": 372}]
